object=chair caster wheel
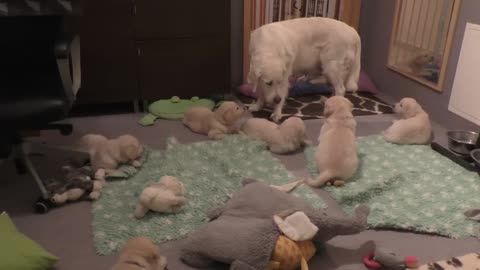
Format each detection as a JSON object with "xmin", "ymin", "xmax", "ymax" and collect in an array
[{"xmin": 34, "ymin": 197, "xmax": 54, "ymax": 214}]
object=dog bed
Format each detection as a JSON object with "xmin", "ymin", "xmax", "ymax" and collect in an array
[
  {"xmin": 305, "ymin": 135, "xmax": 480, "ymax": 238},
  {"xmin": 237, "ymin": 93, "xmax": 393, "ymax": 122}
]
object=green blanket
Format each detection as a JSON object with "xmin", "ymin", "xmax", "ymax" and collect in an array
[
  {"xmin": 305, "ymin": 135, "xmax": 480, "ymax": 239},
  {"xmin": 93, "ymin": 136, "xmax": 323, "ymax": 255}
]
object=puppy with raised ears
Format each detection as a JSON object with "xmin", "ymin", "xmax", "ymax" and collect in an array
[
  {"xmin": 110, "ymin": 236, "xmax": 168, "ymax": 270},
  {"xmin": 307, "ymin": 96, "xmax": 358, "ymax": 187},
  {"xmin": 383, "ymin": 97, "xmax": 432, "ymax": 145}
]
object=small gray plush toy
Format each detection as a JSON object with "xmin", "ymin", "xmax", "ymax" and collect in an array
[
  {"xmin": 46, "ymin": 164, "xmax": 103, "ymax": 205},
  {"xmin": 180, "ymin": 178, "xmax": 370, "ymax": 270}
]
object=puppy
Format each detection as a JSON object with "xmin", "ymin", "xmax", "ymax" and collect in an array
[
  {"xmin": 241, "ymin": 117, "xmax": 308, "ymax": 154},
  {"xmin": 307, "ymin": 96, "xmax": 358, "ymax": 187},
  {"xmin": 134, "ymin": 176, "xmax": 187, "ymax": 218},
  {"xmin": 110, "ymin": 236, "xmax": 167, "ymax": 270},
  {"xmin": 183, "ymin": 101, "xmax": 246, "ymax": 140},
  {"xmin": 78, "ymin": 134, "xmax": 144, "ymax": 176},
  {"xmin": 383, "ymin": 98, "xmax": 432, "ymax": 145},
  {"xmin": 248, "ymin": 17, "xmax": 361, "ymax": 122}
]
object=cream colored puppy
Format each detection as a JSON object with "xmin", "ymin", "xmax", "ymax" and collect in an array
[
  {"xmin": 241, "ymin": 117, "xmax": 308, "ymax": 154},
  {"xmin": 78, "ymin": 134, "xmax": 144, "ymax": 176},
  {"xmin": 383, "ymin": 98, "xmax": 432, "ymax": 145},
  {"xmin": 248, "ymin": 17, "xmax": 361, "ymax": 122},
  {"xmin": 110, "ymin": 236, "xmax": 167, "ymax": 270},
  {"xmin": 307, "ymin": 96, "xmax": 358, "ymax": 187},
  {"xmin": 183, "ymin": 101, "xmax": 246, "ymax": 140},
  {"xmin": 134, "ymin": 176, "xmax": 187, "ymax": 218}
]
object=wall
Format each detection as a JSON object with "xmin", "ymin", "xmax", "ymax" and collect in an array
[{"xmin": 360, "ymin": 0, "xmax": 479, "ymax": 130}]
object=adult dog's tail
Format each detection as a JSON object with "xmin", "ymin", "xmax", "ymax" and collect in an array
[{"xmin": 346, "ymin": 31, "xmax": 361, "ymax": 92}]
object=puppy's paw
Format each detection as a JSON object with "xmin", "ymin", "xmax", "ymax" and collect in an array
[
  {"xmin": 95, "ymin": 169, "xmax": 106, "ymax": 180},
  {"xmin": 249, "ymin": 104, "xmax": 262, "ymax": 112},
  {"xmin": 89, "ymin": 191, "xmax": 101, "ymax": 200},
  {"xmin": 131, "ymin": 160, "xmax": 141, "ymax": 168}
]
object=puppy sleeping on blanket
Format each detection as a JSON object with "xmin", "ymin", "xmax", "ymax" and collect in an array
[
  {"xmin": 241, "ymin": 116, "xmax": 309, "ymax": 154},
  {"xmin": 180, "ymin": 179, "xmax": 370, "ymax": 270}
]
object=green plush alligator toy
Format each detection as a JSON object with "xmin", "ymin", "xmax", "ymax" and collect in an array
[{"xmin": 138, "ymin": 96, "xmax": 215, "ymax": 126}]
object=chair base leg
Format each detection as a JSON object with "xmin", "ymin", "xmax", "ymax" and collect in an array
[{"xmin": 14, "ymin": 144, "xmax": 49, "ymax": 200}]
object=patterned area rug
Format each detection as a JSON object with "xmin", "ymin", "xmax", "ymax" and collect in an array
[
  {"xmin": 305, "ymin": 135, "xmax": 480, "ymax": 238},
  {"xmin": 238, "ymin": 93, "xmax": 393, "ymax": 122},
  {"xmin": 93, "ymin": 136, "xmax": 324, "ymax": 255}
]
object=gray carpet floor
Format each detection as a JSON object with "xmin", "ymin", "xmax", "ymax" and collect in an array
[{"xmin": 1, "ymin": 112, "xmax": 480, "ymax": 270}]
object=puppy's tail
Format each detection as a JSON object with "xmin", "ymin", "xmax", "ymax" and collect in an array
[
  {"xmin": 346, "ymin": 32, "xmax": 361, "ymax": 92},
  {"xmin": 306, "ymin": 170, "xmax": 336, "ymax": 187}
]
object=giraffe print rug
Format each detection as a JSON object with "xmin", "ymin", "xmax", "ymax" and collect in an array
[{"xmin": 238, "ymin": 92, "xmax": 393, "ymax": 122}]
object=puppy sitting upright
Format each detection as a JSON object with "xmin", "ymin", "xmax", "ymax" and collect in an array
[
  {"xmin": 183, "ymin": 101, "xmax": 246, "ymax": 140},
  {"xmin": 110, "ymin": 236, "xmax": 167, "ymax": 270},
  {"xmin": 241, "ymin": 117, "xmax": 308, "ymax": 154},
  {"xmin": 307, "ymin": 96, "xmax": 358, "ymax": 187},
  {"xmin": 383, "ymin": 97, "xmax": 432, "ymax": 145}
]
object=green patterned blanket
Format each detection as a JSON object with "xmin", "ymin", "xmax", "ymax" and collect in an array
[
  {"xmin": 93, "ymin": 136, "xmax": 323, "ymax": 255},
  {"xmin": 305, "ymin": 135, "xmax": 480, "ymax": 238}
]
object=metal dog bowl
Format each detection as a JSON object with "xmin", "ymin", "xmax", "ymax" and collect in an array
[
  {"xmin": 447, "ymin": 130, "xmax": 479, "ymax": 155},
  {"xmin": 471, "ymin": 149, "xmax": 480, "ymax": 169}
]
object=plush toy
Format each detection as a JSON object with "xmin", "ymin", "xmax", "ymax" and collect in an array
[
  {"xmin": 183, "ymin": 101, "xmax": 247, "ymax": 140},
  {"xmin": 415, "ymin": 252, "xmax": 480, "ymax": 270},
  {"xmin": 47, "ymin": 165, "xmax": 104, "ymax": 205},
  {"xmin": 138, "ymin": 96, "xmax": 215, "ymax": 126},
  {"xmin": 134, "ymin": 176, "xmax": 187, "ymax": 219},
  {"xmin": 363, "ymin": 241, "xmax": 418, "ymax": 270},
  {"xmin": 267, "ymin": 235, "xmax": 316, "ymax": 270},
  {"xmin": 268, "ymin": 211, "xmax": 319, "ymax": 270},
  {"xmin": 181, "ymin": 179, "xmax": 370, "ymax": 270}
]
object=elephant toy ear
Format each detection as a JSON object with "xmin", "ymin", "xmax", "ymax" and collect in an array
[{"xmin": 273, "ymin": 211, "xmax": 319, "ymax": 242}]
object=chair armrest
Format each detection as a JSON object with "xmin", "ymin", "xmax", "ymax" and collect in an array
[{"xmin": 55, "ymin": 35, "xmax": 81, "ymax": 106}]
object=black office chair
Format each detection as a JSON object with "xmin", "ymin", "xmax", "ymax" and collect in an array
[{"xmin": 0, "ymin": 16, "xmax": 81, "ymax": 212}]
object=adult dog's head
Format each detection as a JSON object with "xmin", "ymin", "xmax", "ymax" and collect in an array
[
  {"xmin": 248, "ymin": 58, "xmax": 288, "ymax": 105},
  {"xmin": 323, "ymin": 96, "xmax": 354, "ymax": 118},
  {"xmin": 394, "ymin": 98, "xmax": 424, "ymax": 119}
]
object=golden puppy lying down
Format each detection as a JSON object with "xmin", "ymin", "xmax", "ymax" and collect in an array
[
  {"xmin": 241, "ymin": 117, "xmax": 308, "ymax": 154},
  {"xmin": 383, "ymin": 97, "xmax": 432, "ymax": 145},
  {"xmin": 183, "ymin": 101, "xmax": 246, "ymax": 140}
]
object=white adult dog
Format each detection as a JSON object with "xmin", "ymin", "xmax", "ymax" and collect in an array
[
  {"xmin": 383, "ymin": 98, "xmax": 432, "ymax": 145},
  {"xmin": 248, "ymin": 17, "xmax": 361, "ymax": 122},
  {"xmin": 307, "ymin": 96, "xmax": 358, "ymax": 187}
]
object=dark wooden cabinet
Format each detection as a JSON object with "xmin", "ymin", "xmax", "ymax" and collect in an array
[
  {"xmin": 133, "ymin": 0, "xmax": 229, "ymax": 39},
  {"xmin": 138, "ymin": 37, "xmax": 229, "ymax": 99},
  {"xmin": 67, "ymin": 0, "xmax": 230, "ymax": 105}
]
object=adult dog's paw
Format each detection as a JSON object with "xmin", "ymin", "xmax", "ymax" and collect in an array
[{"xmin": 270, "ymin": 112, "xmax": 281, "ymax": 123}]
